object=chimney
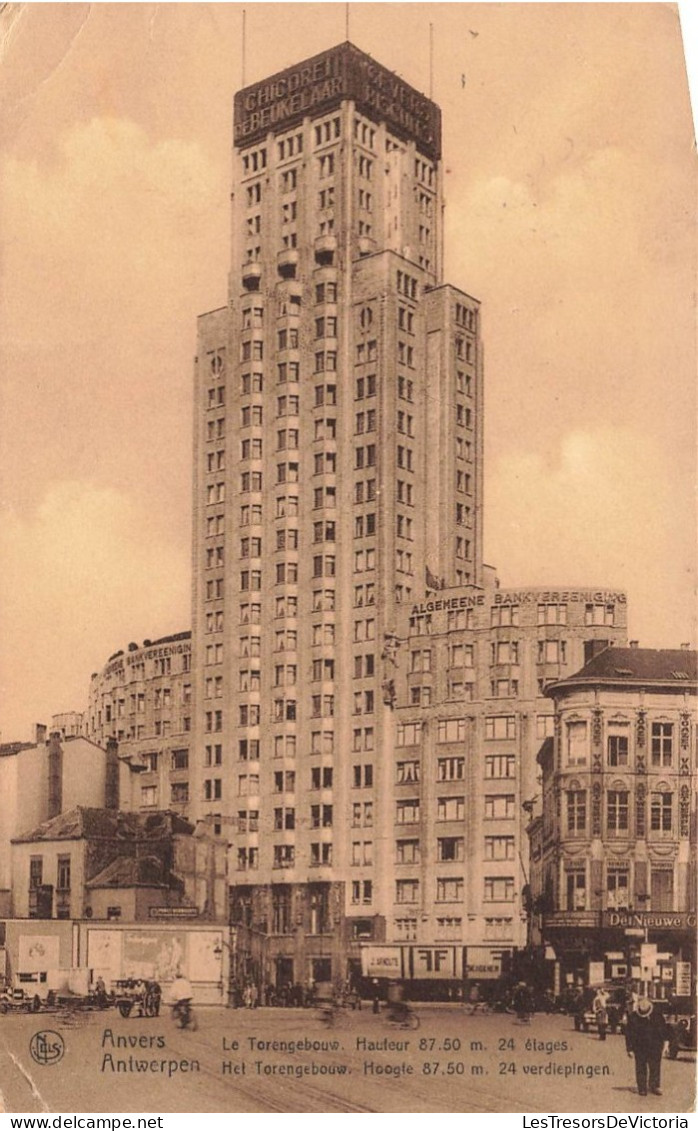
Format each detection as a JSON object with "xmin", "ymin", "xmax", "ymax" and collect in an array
[
  {"xmin": 629, "ymin": 640, "xmax": 639, "ymax": 649},
  {"xmin": 47, "ymin": 731, "xmax": 63, "ymax": 818},
  {"xmin": 105, "ymin": 737, "xmax": 120, "ymax": 810},
  {"xmin": 680, "ymin": 643, "xmax": 690, "ymax": 651},
  {"xmin": 35, "ymin": 723, "xmax": 47, "ymax": 745}
]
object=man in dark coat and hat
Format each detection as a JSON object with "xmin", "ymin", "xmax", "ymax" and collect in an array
[{"xmin": 625, "ymin": 997, "xmax": 669, "ymax": 1096}]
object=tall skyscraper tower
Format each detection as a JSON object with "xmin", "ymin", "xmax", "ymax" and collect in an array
[{"xmin": 191, "ymin": 43, "xmax": 484, "ymax": 983}]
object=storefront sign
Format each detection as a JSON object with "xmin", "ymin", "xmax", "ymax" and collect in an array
[
  {"xmin": 464, "ymin": 947, "xmax": 508, "ymax": 981},
  {"xmin": 361, "ymin": 946, "xmax": 403, "ymax": 979},
  {"xmin": 544, "ymin": 912, "xmax": 600, "ymax": 929},
  {"xmin": 604, "ymin": 911, "xmax": 696, "ymax": 930},
  {"xmin": 410, "ymin": 946, "xmax": 462, "ymax": 980},
  {"xmin": 363, "ymin": 945, "xmax": 477, "ymax": 980},
  {"xmin": 148, "ymin": 906, "xmax": 199, "ymax": 920}
]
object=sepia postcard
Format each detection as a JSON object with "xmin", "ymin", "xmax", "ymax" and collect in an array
[{"xmin": 0, "ymin": 2, "xmax": 696, "ymax": 1118}]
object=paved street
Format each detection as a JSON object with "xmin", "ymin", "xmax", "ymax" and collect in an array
[{"xmin": 0, "ymin": 1005, "xmax": 695, "ymax": 1115}]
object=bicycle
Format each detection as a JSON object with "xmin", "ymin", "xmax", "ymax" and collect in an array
[
  {"xmin": 172, "ymin": 999, "xmax": 198, "ymax": 1031},
  {"xmin": 316, "ymin": 999, "xmax": 339, "ymax": 1027},
  {"xmin": 385, "ymin": 1005, "xmax": 420, "ymax": 1030}
]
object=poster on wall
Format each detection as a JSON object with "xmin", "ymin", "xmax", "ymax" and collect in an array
[
  {"xmin": 188, "ymin": 930, "xmax": 223, "ymax": 982},
  {"xmin": 86, "ymin": 930, "xmax": 123, "ymax": 979},
  {"xmin": 18, "ymin": 934, "xmax": 60, "ymax": 972},
  {"xmin": 122, "ymin": 929, "xmax": 187, "ymax": 982}
]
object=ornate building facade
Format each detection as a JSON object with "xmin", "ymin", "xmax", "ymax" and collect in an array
[
  {"xmin": 86, "ymin": 633, "xmax": 193, "ymax": 819},
  {"xmin": 531, "ymin": 646, "xmax": 696, "ymax": 994}
]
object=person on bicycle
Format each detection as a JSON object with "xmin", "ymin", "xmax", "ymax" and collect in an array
[
  {"xmin": 170, "ymin": 971, "xmax": 193, "ymax": 1024},
  {"xmin": 386, "ymin": 980, "xmax": 409, "ymax": 1023},
  {"xmin": 171, "ymin": 971, "xmax": 193, "ymax": 1004}
]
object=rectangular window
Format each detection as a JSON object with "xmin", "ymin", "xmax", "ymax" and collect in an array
[
  {"xmin": 538, "ymin": 603, "xmax": 568, "ymax": 625},
  {"xmin": 56, "ymin": 855, "xmax": 71, "ymax": 892},
  {"xmin": 490, "ymin": 604, "xmax": 519, "ymax": 627},
  {"xmin": 566, "ymin": 869, "xmax": 586, "ymax": 911},
  {"xmin": 395, "ymin": 879, "xmax": 419, "ymax": 904},
  {"xmin": 484, "ymin": 755, "xmax": 515, "ymax": 779},
  {"xmin": 396, "ymin": 722, "xmax": 421, "ymax": 747},
  {"xmin": 585, "ymin": 603, "xmax": 615, "ymax": 626},
  {"xmin": 566, "ymin": 721, "xmax": 588, "ymax": 766},
  {"xmin": 437, "ymin": 796, "xmax": 465, "ymax": 821},
  {"xmin": 436, "ymin": 877, "xmax": 464, "ymax": 902},
  {"xmin": 484, "ymin": 836, "xmax": 515, "ymax": 860},
  {"xmin": 650, "ymin": 792, "xmax": 672, "ymax": 833},
  {"xmin": 437, "ymin": 718, "xmax": 467, "ymax": 743},
  {"xmin": 606, "ymin": 867, "xmax": 630, "ymax": 910},
  {"xmin": 484, "ymin": 794, "xmax": 516, "ymax": 820},
  {"xmin": 607, "ymin": 791, "xmax": 629, "ymax": 834},
  {"xmin": 395, "ymin": 839, "xmax": 420, "ymax": 864},
  {"xmin": 437, "ymin": 837, "xmax": 465, "ymax": 862},
  {"xmin": 651, "ymin": 723, "xmax": 673, "ymax": 766},
  {"xmin": 437, "ymin": 757, "xmax": 465, "ymax": 781},
  {"xmin": 396, "ymin": 760, "xmax": 420, "ymax": 784},
  {"xmin": 396, "ymin": 799, "xmax": 420, "ymax": 824},
  {"xmin": 484, "ymin": 877, "xmax": 515, "ymax": 903},
  {"xmin": 566, "ymin": 790, "xmax": 587, "ymax": 834},
  {"xmin": 608, "ymin": 729, "xmax": 629, "ymax": 767},
  {"xmin": 394, "ymin": 917, "xmax": 417, "ymax": 940},
  {"xmin": 485, "ymin": 716, "xmax": 516, "ymax": 740}
]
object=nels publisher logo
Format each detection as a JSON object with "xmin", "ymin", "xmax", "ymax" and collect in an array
[{"xmin": 29, "ymin": 1030, "xmax": 65, "ymax": 1066}]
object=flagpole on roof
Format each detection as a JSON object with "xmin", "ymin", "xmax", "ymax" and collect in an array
[{"xmin": 241, "ymin": 9, "xmax": 247, "ymax": 86}]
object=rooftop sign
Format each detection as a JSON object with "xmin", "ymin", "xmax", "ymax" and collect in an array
[{"xmin": 234, "ymin": 43, "xmax": 441, "ymax": 161}]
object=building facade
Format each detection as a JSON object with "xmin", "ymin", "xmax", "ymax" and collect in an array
[
  {"xmin": 386, "ymin": 579, "xmax": 628, "ymax": 958},
  {"xmin": 191, "ymin": 43, "xmax": 487, "ymax": 986},
  {"xmin": 186, "ymin": 40, "xmax": 637, "ymax": 989},
  {"xmin": 0, "ymin": 731, "xmax": 110, "ymax": 916},
  {"xmin": 10, "ymin": 807, "xmax": 226, "ymax": 925},
  {"xmin": 86, "ymin": 633, "xmax": 193, "ymax": 818},
  {"xmin": 50, "ymin": 712, "xmax": 85, "ymax": 739},
  {"xmin": 531, "ymin": 647, "xmax": 697, "ymax": 996}
]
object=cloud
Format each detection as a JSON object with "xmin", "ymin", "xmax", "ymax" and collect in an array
[
  {"xmin": 0, "ymin": 115, "xmax": 225, "ymax": 345},
  {"xmin": 485, "ymin": 427, "xmax": 697, "ymax": 648},
  {"xmin": 0, "ymin": 480, "xmax": 190, "ymax": 740}
]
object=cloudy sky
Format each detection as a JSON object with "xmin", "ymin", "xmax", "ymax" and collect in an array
[{"xmin": 0, "ymin": 3, "xmax": 695, "ymax": 741}]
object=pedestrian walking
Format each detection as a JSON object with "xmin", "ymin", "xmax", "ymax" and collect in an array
[
  {"xmin": 512, "ymin": 981, "xmax": 534, "ymax": 1024},
  {"xmin": 372, "ymin": 978, "xmax": 381, "ymax": 1014},
  {"xmin": 468, "ymin": 982, "xmax": 480, "ymax": 1011},
  {"xmin": 625, "ymin": 997, "xmax": 669, "ymax": 1097},
  {"xmin": 593, "ymin": 987, "xmax": 609, "ymax": 1041}
]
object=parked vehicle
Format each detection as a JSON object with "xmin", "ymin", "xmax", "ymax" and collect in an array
[
  {"xmin": 0, "ymin": 985, "xmax": 46, "ymax": 1014},
  {"xmin": 664, "ymin": 996, "xmax": 697, "ymax": 1059},
  {"xmin": 113, "ymin": 978, "xmax": 161, "ymax": 1019},
  {"xmin": 0, "ymin": 972, "xmax": 56, "ymax": 1014}
]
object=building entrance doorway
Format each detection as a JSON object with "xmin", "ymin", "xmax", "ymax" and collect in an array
[
  {"xmin": 275, "ymin": 957, "xmax": 294, "ymax": 989},
  {"xmin": 311, "ymin": 957, "xmax": 332, "ymax": 983},
  {"xmin": 651, "ymin": 870, "xmax": 674, "ymax": 912}
]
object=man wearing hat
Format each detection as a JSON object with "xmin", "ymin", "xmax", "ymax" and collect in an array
[{"xmin": 625, "ymin": 996, "xmax": 669, "ymax": 1096}]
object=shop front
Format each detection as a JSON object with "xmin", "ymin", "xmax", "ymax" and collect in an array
[{"xmin": 543, "ymin": 910, "xmax": 696, "ymax": 998}]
